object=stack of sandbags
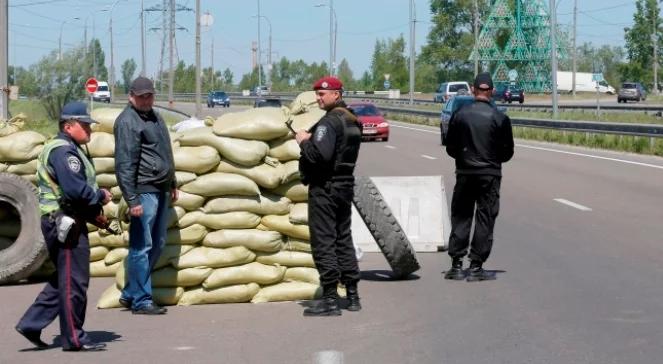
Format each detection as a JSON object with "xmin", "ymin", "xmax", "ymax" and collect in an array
[{"xmin": 0, "ymin": 131, "xmax": 46, "ymax": 183}]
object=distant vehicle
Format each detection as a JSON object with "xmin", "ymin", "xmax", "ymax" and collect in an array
[
  {"xmin": 207, "ymin": 91, "xmax": 230, "ymax": 108},
  {"xmin": 556, "ymin": 71, "xmax": 616, "ymax": 94},
  {"xmin": 440, "ymin": 95, "xmax": 505, "ymax": 146},
  {"xmin": 250, "ymin": 85, "xmax": 270, "ymax": 96},
  {"xmin": 92, "ymin": 81, "xmax": 111, "ymax": 103},
  {"xmin": 617, "ymin": 82, "xmax": 647, "ymax": 103},
  {"xmin": 493, "ymin": 84, "xmax": 524, "ymax": 104},
  {"xmin": 348, "ymin": 102, "xmax": 389, "ymax": 142},
  {"xmin": 433, "ymin": 81, "xmax": 470, "ymax": 103},
  {"xmin": 253, "ymin": 97, "xmax": 282, "ymax": 108}
]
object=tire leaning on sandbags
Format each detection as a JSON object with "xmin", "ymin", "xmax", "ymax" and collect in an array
[
  {"xmin": 352, "ymin": 176, "xmax": 420, "ymax": 279},
  {"xmin": 0, "ymin": 172, "xmax": 47, "ymax": 284}
]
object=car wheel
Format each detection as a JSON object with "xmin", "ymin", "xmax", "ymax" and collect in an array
[
  {"xmin": 519, "ymin": 98, "xmax": 524, "ymax": 104},
  {"xmin": 508, "ymin": 100, "xmax": 512, "ymax": 104},
  {"xmin": 383, "ymin": 137, "xmax": 389, "ymax": 142}
]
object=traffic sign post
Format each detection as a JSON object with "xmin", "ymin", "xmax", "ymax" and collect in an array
[{"xmin": 85, "ymin": 77, "xmax": 98, "ymax": 111}]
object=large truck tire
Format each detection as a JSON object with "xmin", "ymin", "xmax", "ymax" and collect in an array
[
  {"xmin": 353, "ymin": 176, "xmax": 420, "ymax": 279},
  {"xmin": 0, "ymin": 173, "xmax": 47, "ymax": 284}
]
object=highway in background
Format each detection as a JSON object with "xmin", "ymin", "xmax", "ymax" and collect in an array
[{"xmin": 1, "ymin": 105, "xmax": 662, "ymax": 363}]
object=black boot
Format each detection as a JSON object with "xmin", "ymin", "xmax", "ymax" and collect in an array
[
  {"xmin": 444, "ymin": 258, "xmax": 465, "ymax": 280},
  {"xmin": 467, "ymin": 261, "xmax": 496, "ymax": 282},
  {"xmin": 345, "ymin": 283, "xmax": 362, "ymax": 312},
  {"xmin": 303, "ymin": 285, "xmax": 342, "ymax": 317}
]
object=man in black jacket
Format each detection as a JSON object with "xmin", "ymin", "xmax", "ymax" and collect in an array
[
  {"xmin": 444, "ymin": 72, "xmax": 514, "ymax": 282},
  {"xmin": 114, "ymin": 77, "xmax": 178, "ymax": 314}
]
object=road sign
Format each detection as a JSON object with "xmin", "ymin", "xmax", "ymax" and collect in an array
[
  {"xmin": 508, "ymin": 69, "xmax": 518, "ymax": 82},
  {"xmin": 85, "ymin": 78, "xmax": 98, "ymax": 94},
  {"xmin": 384, "ymin": 80, "xmax": 391, "ymax": 90}
]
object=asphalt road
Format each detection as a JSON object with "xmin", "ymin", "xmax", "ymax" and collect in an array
[{"xmin": 1, "ymin": 108, "xmax": 663, "ymax": 363}]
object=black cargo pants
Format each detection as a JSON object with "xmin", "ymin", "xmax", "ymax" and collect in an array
[
  {"xmin": 308, "ymin": 181, "xmax": 360, "ymax": 289},
  {"xmin": 448, "ymin": 174, "xmax": 502, "ymax": 263}
]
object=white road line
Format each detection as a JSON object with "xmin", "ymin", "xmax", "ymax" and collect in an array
[
  {"xmin": 554, "ymin": 198, "xmax": 593, "ymax": 211},
  {"xmin": 390, "ymin": 123, "xmax": 440, "ymax": 134},
  {"xmin": 314, "ymin": 350, "xmax": 344, "ymax": 364},
  {"xmin": 385, "ymin": 145, "xmax": 397, "ymax": 149},
  {"xmin": 421, "ymin": 154, "xmax": 437, "ymax": 160},
  {"xmin": 517, "ymin": 145, "xmax": 663, "ymax": 170}
]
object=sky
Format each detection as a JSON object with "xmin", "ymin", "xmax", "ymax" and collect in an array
[{"xmin": 6, "ymin": 0, "xmax": 639, "ymax": 84}]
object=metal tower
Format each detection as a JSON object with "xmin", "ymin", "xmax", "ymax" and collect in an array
[{"xmin": 470, "ymin": 0, "xmax": 567, "ymax": 93}]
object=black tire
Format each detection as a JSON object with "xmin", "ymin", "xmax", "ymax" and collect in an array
[
  {"xmin": 0, "ymin": 173, "xmax": 47, "ymax": 284},
  {"xmin": 353, "ymin": 176, "xmax": 420, "ymax": 278}
]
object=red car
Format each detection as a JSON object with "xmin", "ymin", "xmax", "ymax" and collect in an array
[{"xmin": 348, "ymin": 103, "xmax": 390, "ymax": 142}]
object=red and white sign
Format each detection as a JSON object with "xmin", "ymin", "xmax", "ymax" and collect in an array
[{"xmin": 85, "ymin": 78, "xmax": 98, "ymax": 94}]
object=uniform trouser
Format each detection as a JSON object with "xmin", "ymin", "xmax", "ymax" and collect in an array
[
  {"xmin": 308, "ymin": 181, "xmax": 360, "ymax": 289},
  {"xmin": 448, "ymin": 174, "xmax": 501, "ymax": 264},
  {"xmin": 17, "ymin": 214, "xmax": 91, "ymax": 350}
]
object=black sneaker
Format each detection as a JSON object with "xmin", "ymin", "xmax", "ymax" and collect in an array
[
  {"xmin": 444, "ymin": 259, "xmax": 465, "ymax": 280},
  {"xmin": 132, "ymin": 303, "xmax": 167, "ymax": 315},
  {"xmin": 15, "ymin": 326, "xmax": 48, "ymax": 349},
  {"xmin": 119, "ymin": 297, "xmax": 131, "ymax": 309},
  {"xmin": 303, "ymin": 298, "xmax": 342, "ymax": 317},
  {"xmin": 62, "ymin": 342, "xmax": 107, "ymax": 352},
  {"xmin": 466, "ymin": 266, "xmax": 496, "ymax": 282}
]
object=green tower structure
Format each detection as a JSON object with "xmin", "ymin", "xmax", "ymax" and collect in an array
[{"xmin": 470, "ymin": 0, "xmax": 567, "ymax": 93}]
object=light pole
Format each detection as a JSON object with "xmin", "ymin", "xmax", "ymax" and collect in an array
[
  {"xmin": 256, "ymin": 0, "xmax": 262, "ymax": 88},
  {"xmin": 59, "ymin": 17, "xmax": 80, "ymax": 61},
  {"xmin": 1, "ymin": 0, "xmax": 7, "ymax": 120},
  {"xmin": 252, "ymin": 15, "xmax": 272, "ymax": 88},
  {"xmin": 550, "ymin": 0, "xmax": 558, "ymax": 119},
  {"xmin": 108, "ymin": 0, "xmax": 125, "ymax": 98},
  {"xmin": 315, "ymin": 2, "xmax": 336, "ymax": 75},
  {"xmin": 409, "ymin": 0, "xmax": 416, "ymax": 105}
]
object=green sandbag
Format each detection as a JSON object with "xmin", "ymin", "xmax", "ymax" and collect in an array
[
  {"xmin": 0, "ymin": 131, "xmax": 45, "ymax": 162},
  {"xmin": 289, "ymin": 91, "xmax": 318, "ymax": 115},
  {"xmin": 256, "ymin": 250, "xmax": 315, "ymax": 268},
  {"xmin": 177, "ymin": 127, "xmax": 270, "ymax": 167},
  {"xmin": 173, "ymin": 191, "xmax": 206, "ymax": 211},
  {"xmin": 181, "ymin": 172, "xmax": 260, "ymax": 197},
  {"xmin": 90, "ymin": 260, "xmax": 121, "ymax": 277},
  {"xmin": 104, "ymin": 247, "xmax": 128, "ymax": 265},
  {"xmin": 170, "ymin": 246, "xmax": 256, "ymax": 269},
  {"xmin": 202, "ymin": 193, "xmax": 290, "ymax": 215},
  {"xmin": 203, "ymin": 229, "xmax": 284, "ymax": 252},
  {"xmin": 269, "ymin": 180, "xmax": 308, "ymax": 203},
  {"xmin": 87, "ymin": 132, "xmax": 115, "ymax": 157},
  {"xmin": 151, "ymin": 266, "xmax": 213, "ymax": 288},
  {"xmin": 166, "ymin": 224, "xmax": 207, "ymax": 245},
  {"xmin": 202, "ymin": 262, "xmax": 286, "ymax": 289},
  {"xmin": 283, "ymin": 238, "xmax": 312, "ymax": 253},
  {"xmin": 88, "ymin": 231, "xmax": 128, "ymax": 248},
  {"xmin": 175, "ymin": 171, "xmax": 197, "ymax": 187},
  {"xmin": 154, "ymin": 244, "xmax": 195, "ymax": 269},
  {"xmin": 216, "ymin": 159, "xmax": 284, "ymax": 189},
  {"xmin": 268, "ymin": 138, "xmax": 300, "ymax": 162},
  {"xmin": 178, "ymin": 211, "xmax": 261, "ymax": 230},
  {"xmin": 92, "ymin": 157, "xmax": 115, "ymax": 174},
  {"xmin": 6, "ymin": 159, "xmax": 38, "ymax": 175},
  {"xmin": 173, "ymin": 145, "xmax": 220, "ymax": 174},
  {"xmin": 178, "ymin": 283, "xmax": 260, "ymax": 305},
  {"xmin": 251, "ymin": 281, "xmax": 321, "ymax": 303},
  {"xmin": 284, "ymin": 267, "xmax": 320, "ymax": 284},
  {"xmin": 90, "ymin": 246, "xmax": 109, "ymax": 261},
  {"xmin": 90, "ymin": 107, "xmax": 122, "ymax": 134},
  {"xmin": 212, "ymin": 108, "xmax": 290, "ymax": 141},
  {"xmin": 261, "ymin": 214, "xmax": 310, "ymax": 240},
  {"xmin": 288, "ymin": 203, "xmax": 308, "ymax": 224},
  {"xmin": 97, "ymin": 284, "xmax": 184, "ymax": 309}
]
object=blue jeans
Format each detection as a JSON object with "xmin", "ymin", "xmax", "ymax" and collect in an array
[{"xmin": 121, "ymin": 191, "xmax": 170, "ymax": 309}]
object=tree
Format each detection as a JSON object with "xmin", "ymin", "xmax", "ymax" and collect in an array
[
  {"xmin": 369, "ymin": 36, "xmax": 408, "ymax": 91},
  {"xmin": 623, "ymin": 0, "xmax": 661, "ymax": 88},
  {"xmin": 85, "ymin": 39, "xmax": 108, "ymax": 80},
  {"xmin": 120, "ymin": 58, "xmax": 137, "ymax": 93},
  {"xmin": 336, "ymin": 58, "xmax": 355, "ymax": 90}
]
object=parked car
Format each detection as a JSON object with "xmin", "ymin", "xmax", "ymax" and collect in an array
[
  {"xmin": 348, "ymin": 102, "xmax": 389, "ymax": 142},
  {"xmin": 250, "ymin": 85, "xmax": 270, "ymax": 96},
  {"xmin": 617, "ymin": 82, "xmax": 647, "ymax": 103},
  {"xmin": 493, "ymin": 84, "xmax": 524, "ymax": 104},
  {"xmin": 92, "ymin": 81, "xmax": 111, "ymax": 103},
  {"xmin": 253, "ymin": 97, "xmax": 282, "ymax": 108},
  {"xmin": 207, "ymin": 91, "xmax": 230, "ymax": 108},
  {"xmin": 433, "ymin": 81, "xmax": 471, "ymax": 103},
  {"xmin": 440, "ymin": 96, "xmax": 506, "ymax": 145}
]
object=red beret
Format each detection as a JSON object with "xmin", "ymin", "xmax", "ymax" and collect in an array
[{"xmin": 313, "ymin": 76, "xmax": 343, "ymax": 91}]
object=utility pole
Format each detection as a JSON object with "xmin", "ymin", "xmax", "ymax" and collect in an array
[
  {"xmin": 474, "ymin": 0, "xmax": 479, "ymax": 77},
  {"xmin": 168, "ymin": 0, "xmax": 175, "ymax": 106},
  {"xmin": 1, "ymin": 0, "xmax": 8, "ymax": 120},
  {"xmin": 329, "ymin": 0, "xmax": 334, "ymax": 75},
  {"xmin": 550, "ymin": 0, "xmax": 559, "ymax": 119},
  {"xmin": 195, "ymin": 0, "xmax": 201, "ymax": 117},
  {"xmin": 408, "ymin": 0, "xmax": 415, "ymax": 105},
  {"xmin": 654, "ymin": 4, "xmax": 659, "ymax": 95},
  {"xmin": 257, "ymin": 0, "xmax": 262, "ymax": 88},
  {"xmin": 210, "ymin": 36, "xmax": 214, "ymax": 86},
  {"xmin": 572, "ymin": 0, "xmax": 577, "ymax": 97},
  {"xmin": 141, "ymin": 0, "xmax": 146, "ymax": 77}
]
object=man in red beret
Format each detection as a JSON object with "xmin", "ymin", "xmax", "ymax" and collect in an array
[{"xmin": 295, "ymin": 76, "xmax": 363, "ymax": 316}]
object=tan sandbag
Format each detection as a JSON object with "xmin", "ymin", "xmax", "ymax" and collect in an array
[
  {"xmin": 213, "ymin": 108, "xmax": 290, "ymax": 141},
  {"xmin": 178, "ymin": 127, "xmax": 270, "ymax": 167},
  {"xmin": 90, "ymin": 260, "xmax": 121, "ymax": 277},
  {"xmin": 171, "ymin": 246, "xmax": 256, "ymax": 269},
  {"xmin": 166, "ymin": 224, "xmax": 207, "ymax": 245},
  {"xmin": 284, "ymin": 238, "xmax": 312, "ymax": 253},
  {"xmin": 178, "ymin": 283, "xmax": 260, "ymax": 306},
  {"xmin": 179, "ymin": 211, "xmax": 260, "ymax": 230},
  {"xmin": 0, "ymin": 162, "xmax": 7, "ymax": 172},
  {"xmin": 89, "ymin": 231, "xmax": 128, "ymax": 248},
  {"xmin": 281, "ymin": 160, "xmax": 300, "ymax": 184},
  {"xmin": 268, "ymin": 138, "xmax": 300, "ymax": 162},
  {"xmin": 203, "ymin": 262, "xmax": 286, "ymax": 289},
  {"xmin": 97, "ymin": 284, "xmax": 184, "ymax": 308},
  {"xmin": 97, "ymin": 284, "xmax": 123, "ymax": 309},
  {"xmin": 91, "ymin": 107, "xmax": 122, "ymax": 134},
  {"xmin": 87, "ymin": 132, "xmax": 115, "ymax": 157},
  {"xmin": 173, "ymin": 190, "xmax": 206, "ymax": 211},
  {"xmin": 104, "ymin": 247, "xmax": 128, "ymax": 265},
  {"xmin": 261, "ymin": 215, "xmax": 310, "ymax": 240},
  {"xmin": 0, "ymin": 218, "xmax": 20, "ymax": 238},
  {"xmin": 289, "ymin": 203, "xmax": 308, "ymax": 224},
  {"xmin": 216, "ymin": 159, "xmax": 284, "ymax": 189},
  {"xmin": 173, "ymin": 145, "xmax": 220, "ymax": 174},
  {"xmin": 19, "ymin": 174, "xmax": 37, "ymax": 183},
  {"xmin": 269, "ymin": 181, "xmax": 308, "ymax": 202},
  {"xmin": 152, "ymin": 266, "xmax": 213, "ymax": 288},
  {"xmin": 284, "ymin": 267, "xmax": 320, "ymax": 284},
  {"xmin": 110, "ymin": 186, "xmax": 123, "ymax": 200},
  {"xmin": 95, "ymin": 173, "xmax": 117, "ymax": 188},
  {"xmin": 92, "ymin": 157, "xmax": 115, "ymax": 173},
  {"xmin": 181, "ymin": 172, "xmax": 260, "ymax": 197},
  {"xmin": 6, "ymin": 159, "xmax": 38, "ymax": 175},
  {"xmin": 90, "ymin": 246, "xmax": 109, "ymax": 261},
  {"xmin": 251, "ymin": 281, "xmax": 321, "ymax": 303},
  {"xmin": 291, "ymin": 108, "xmax": 325, "ymax": 133},
  {"xmin": 102, "ymin": 200, "xmax": 118, "ymax": 219},
  {"xmin": 0, "ymin": 131, "xmax": 45, "ymax": 162},
  {"xmin": 202, "ymin": 193, "xmax": 290, "ymax": 215},
  {"xmin": 255, "ymin": 223, "xmax": 270, "ymax": 231},
  {"xmin": 167, "ymin": 206, "xmax": 186, "ymax": 228},
  {"xmin": 177, "ymin": 210, "xmax": 201, "ymax": 228},
  {"xmin": 289, "ymin": 91, "xmax": 319, "ymax": 115},
  {"xmin": 154, "ymin": 244, "xmax": 195, "ymax": 269},
  {"xmin": 202, "ymin": 229, "xmax": 284, "ymax": 252},
  {"xmin": 175, "ymin": 171, "xmax": 197, "ymax": 187},
  {"xmin": 0, "ymin": 113, "xmax": 26, "ymax": 137},
  {"xmin": 256, "ymin": 250, "xmax": 315, "ymax": 268}
]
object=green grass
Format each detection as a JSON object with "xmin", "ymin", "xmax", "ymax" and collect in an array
[
  {"xmin": 508, "ymin": 110, "xmax": 663, "ymax": 124},
  {"xmin": 8, "ymin": 100, "xmax": 57, "ymax": 137}
]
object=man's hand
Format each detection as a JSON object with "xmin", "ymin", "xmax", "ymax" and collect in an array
[
  {"xmin": 295, "ymin": 130, "xmax": 311, "ymax": 144},
  {"xmin": 171, "ymin": 188, "xmax": 179, "ymax": 203},
  {"xmin": 101, "ymin": 189, "xmax": 112, "ymax": 205},
  {"xmin": 129, "ymin": 205, "xmax": 143, "ymax": 217}
]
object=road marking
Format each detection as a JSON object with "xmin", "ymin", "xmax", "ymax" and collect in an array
[
  {"xmin": 517, "ymin": 144, "xmax": 663, "ymax": 170},
  {"xmin": 314, "ymin": 350, "xmax": 344, "ymax": 364},
  {"xmin": 421, "ymin": 154, "xmax": 437, "ymax": 160},
  {"xmin": 554, "ymin": 198, "xmax": 592, "ymax": 211},
  {"xmin": 174, "ymin": 346, "xmax": 196, "ymax": 351},
  {"xmin": 391, "ymin": 123, "xmax": 440, "ymax": 134},
  {"xmin": 385, "ymin": 145, "xmax": 397, "ymax": 149}
]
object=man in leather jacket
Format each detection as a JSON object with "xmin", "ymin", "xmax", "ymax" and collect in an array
[
  {"xmin": 295, "ymin": 76, "xmax": 362, "ymax": 316},
  {"xmin": 444, "ymin": 72, "xmax": 514, "ymax": 282}
]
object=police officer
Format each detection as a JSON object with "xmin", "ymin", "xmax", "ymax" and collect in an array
[
  {"xmin": 295, "ymin": 76, "xmax": 362, "ymax": 316},
  {"xmin": 16, "ymin": 101, "xmax": 111, "ymax": 351},
  {"xmin": 444, "ymin": 72, "xmax": 514, "ymax": 281}
]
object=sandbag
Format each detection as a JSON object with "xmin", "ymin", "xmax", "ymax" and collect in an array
[
  {"xmin": 166, "ymin": 206, "xmax": 186, "ymax": 228},
  {"xmin": 261, "ymin": 215, "xmax": 310, "ymax": 240},
  {"xmin": 173, "ymin": 146, "xmax": 220, "ymax": 174},
  {"xmin": 154, "ymin": 244, "xmax": 195, "ymax": 269},
  {"xmin": 256, "ymin": 250, "xmax": 315, "ymax": 268},
  {"xmin": 181, "ymin": 172, "xmax": 260, "ymax": 197},
  {"xmin": 202, "ymin": 193, "xmax": 290, "ymax": 215},
  {"xmin": 178, "ymin": 283, "xmax": 260, "ymax": 305},
  {"xmin": 284, "ymin": 267, "xmax": 320, "ymax": 284},
  {"xmin": 0, "ymin": 163, "xmax": 7, "ymax": 172},
  {"xmin": 178, "ymin": 211, "xmax": 261, "ymax": 230},
  {"xmin": 289, "ymin": 203, "xmax": 308, "ymax": 224},
  {"xmin": 251, "ymin": 281, "xmax": 320, "ymax": 303},
  {"xmin": 110, "ymin": 186, "xmax": 123, "ymax": 200},
  {"xmin": 152, "ymin": 266, "xmax": 213, "ymax": 288},
  {"xmin": 90, "ymin": 260, "xmax": 121, "ymax": 277},
  {"xmin": 96, "ymin": 173, "xmax": 117, "ymax": 188},
  {"xmin": 173, "ymin": 190, "xmax": 206, "ymax": 211},
  {"xmin": 90, "ymin": 246, "xmax": 109, "ymax": 261},
  {"xmin": 175, "ymin": 171, "xmax": 197, "ymax": 187},
  {"xmin": 203, "ymin": 262, "xmax": 286, "ymax": 289},
  {"xmin": 104, "ymin": 247, "xmax": 128, "ymax": 265},
  {"xmin": 202, "ymin": 229, "xmax": 284, "ymax": 252},
  {"xmin": 291, "ymin": 108, "xmax": 325, "ymax": 133},
  {"xmin": 6, "ymin": 160, "xmax": 38, "ymax": 175},
  {"xmin": 91, "ymin": 108, "xmax": 122, "ymax": 134},
  {"xmin": 170, "ymin": 246, "xmax": 256, "ymax": 269},
  {"xmin": 87, "ymin": 132, "xmax": 115, "ymax": 158},
  {"xmin": 0, "ymin": 131, "xmax": 45, "ymax": 162},
  {"xmin": 283, "ymin": 238, "xmax": 312, "ymax": 253},
  {"xmin": 281, "ymin": 160, "xmax": 300, "ymax": 184},
  {"xmin": 166, "ymin": 224, "xmax": 207, "ymax": 245},
  {"xmin": 216, "ymin": 159, "xmax": 284, "ymax": 189},
  {"xmin": 0, "ymin": 113, "xmax": 26, "ymax": 137},
  {"xmin": 178, "ymin": 127, "xmax": 270, "ymax": 167},
  {"xmin": 92, "ymin": 157, "xmax": 115, "ymax": 174},
  {"xmin": 213, "ymin": 108, "xmax": 290, "ymax": 141},
  {"xmin": 89, "ymin": 231, "xmax": 128, "ymax": 248},
  {"xmin": 289, "ymin": 91, "xmax": 318, "ymax": 115},
  {"xmin": 268, "ymin": 138, "xmax": 300, "ymax": 162},
  {"xmin": 269, "ymin": 181, "xmax": 308, "ymax": 202},
  {"xmin": 97, "ymin": 284, "xmax": 184, "ymax": 308}
]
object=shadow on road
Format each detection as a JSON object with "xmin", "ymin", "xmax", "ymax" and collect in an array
[{"xmin": 18, "ymin": 330, "xmax": 123, "ymax": 352}]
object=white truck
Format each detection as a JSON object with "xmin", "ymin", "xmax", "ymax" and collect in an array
[{"xmin": 556, "ymin": 71, "xmax": 615, "ymax": 94}]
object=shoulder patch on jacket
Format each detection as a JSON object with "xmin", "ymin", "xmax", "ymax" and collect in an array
[
  {"xmin": 315, "ymin": 125, "xmax": 328, "ymax": 142},
  {"xmin": 67, "ymin": 155, "xmax": 81, "ymax": 173}
]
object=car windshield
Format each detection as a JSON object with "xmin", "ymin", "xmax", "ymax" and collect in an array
[
  {"xmin": 213, "ymin": 92, "xmax": 226, "ymax": 97},
  {"xmin": 350, "ymin": 104, "xmax": 380, "ymax": 116},
  {"xmin": 97, "ymin": 85, "xmax": 108, "ymax": 91},
  {"xmin": 449, "ymin": 84, "xmax": 468, "ymax": 92},
  {"xmin": 622, "ymin": 83, "xmax": 636, "ymax": 89}
]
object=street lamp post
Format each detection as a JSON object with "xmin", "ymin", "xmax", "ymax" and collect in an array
[
  {"xmin": 257, "ymin": 0, "xmax": 262, "ymax": 89},
  {"xmin": 550, "ymin": 0, "xmax": 559, "ymax": 119},
  {"xmin": 108, "ymin": 0, "xmax": 124, "ymax": 98},
  {"xmin": 252, "ymin": 15, "xmax": 272, "ymax": 88},
  {"xmin": 59, "ymin": 17, "xmax": 80, "ymax": 61},
  {"xmin": 315, "ymin": 2, "xmax": 336, "ymax": 76},
  {"xmin": 1, "ymin": 0, "xmax": 7, "ymax": 120}
]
